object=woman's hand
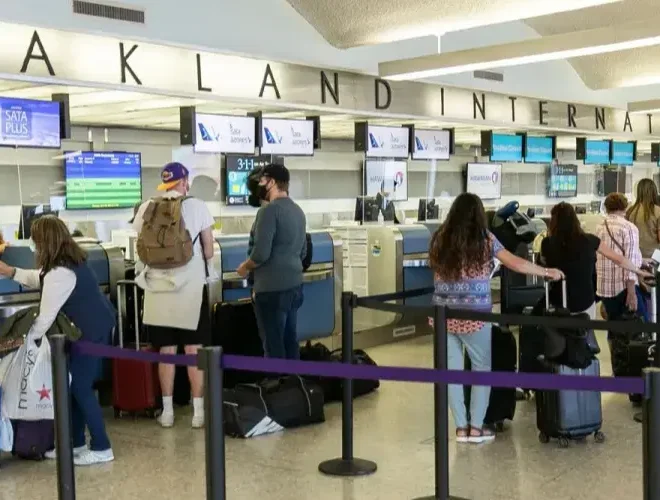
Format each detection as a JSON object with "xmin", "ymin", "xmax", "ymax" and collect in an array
[
  {"xmin": 0, "ymin": 242, "xmax": 8, "ymax": 255},
  {"xmin": 0, "ymin": 260, "xmax": 14, "ymax": 277},
  {"xmin": 545, "ymin": 268, "xmax": 565, "ymax": 281}
]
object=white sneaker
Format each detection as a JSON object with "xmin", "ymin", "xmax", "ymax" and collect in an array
[
  {"xmin": 44, "ymin": 445, "xmax": 87, "ymax": 460},
  {"xmin": 158, "ymin": 412, "xmax": 174, "ymax": 428},
  {"xmin": 191, "ymin": 414, "xmax": 204, "ymax": 429},
  {"xmin": 73, "ymin": 449, "xmax": 114, "ymax": 466}
]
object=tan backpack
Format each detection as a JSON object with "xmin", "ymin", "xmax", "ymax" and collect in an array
[{"xmin": 136, "ymin": 196, "xmax": 195, "ymax": 269}]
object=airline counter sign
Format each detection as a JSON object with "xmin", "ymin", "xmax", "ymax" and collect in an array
[
  {"xmin": 194, "ymin": 114, "xmax": 255, "ymax": 154},
  {"xmin": 412, "ymin": 129, "xmax": 450, "ymax": 160},
  {"xmin": 260, "ymin": 118, "xmax": 314, "ymax": 156},
  {"xmin": 366, "ymin": 125, "xmax": 409, "ymax": 159}
]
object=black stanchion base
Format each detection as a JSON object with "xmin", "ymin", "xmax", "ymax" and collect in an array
[
  {"xmin": 412, "ymin": 495, "xmax": 470, "ymax": 500},
  {"xmin": 318, "ymin": 458, "xmax": 377, "ymax": 477},
  {"xmin": 634, "ymin": 411, "xmax": 644, "ymax": 423}
]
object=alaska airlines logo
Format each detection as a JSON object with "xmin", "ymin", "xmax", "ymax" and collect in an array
[
  {"xmin": 264, "ymin": 127, "xmax": 282, "ymax": 144},
  {"xmin": 369, "ymin": 132, "xmax": 384, "ymax": 149},
  {"xmin": 198, "ymin": 123, "xmax": 220, "ymax": 142},
  {"xmin": 291, "ymin": 126, "xmax": 311, "ymax": 146}
]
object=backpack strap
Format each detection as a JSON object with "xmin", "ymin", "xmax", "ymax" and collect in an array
[{"xmin": 141, "ymin": 198, "xmax": 161, "ymax": 224}]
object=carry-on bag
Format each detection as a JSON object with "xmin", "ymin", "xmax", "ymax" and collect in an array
[
  {"xmin": 536, "ymin": 280, "xmax": 604, "ymax": 447},
  {"xmin": 112, "ymin": 280, "xmax": 161, "ymax": 418},
  {"xmin": 11, "ymin": 419, "xmax": 54, "ymax": 460},
  {"xmin": 464, "ymin": 325, "xmax": 517, "ymax": 431}
]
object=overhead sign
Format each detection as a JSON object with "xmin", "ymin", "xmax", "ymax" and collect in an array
[
  {"xmin": 194, "ymin": 114, "xmax": 255, "ymax": 154},
  {"xmin": 411, "ymin": 129, "xmax": 450, "ymax": 160},
  {"xmin": 0, "ymin": 97, "xmax": 60, "ymax": 149},
  {"xmin": 585, "ymin": 140, "xmax": 611, "ymax": 164},
  {"xmin": 525, "ymin": 136, "xmax": 554, "ymax": 163},
  {"xmin": 466, "ymin": 163, "xmax": 502, "ymax": 200},
  {"xmin": 360, "ymin": 124, "xmax": 409, "ymax": 159},
  {"xmin": 260, "ymin": 118, "xmax": 314, "ymax": 156},
  {"xmin": 490, "ymin": 134, "xmax": 523, "ymax": 162},
  {"xmin": 364, "ymin": 160, "xmax": 408, "ymax": 201},
  {"xmin": 611, "ymin": 141, "xmax": 634, "ymax": 166}
]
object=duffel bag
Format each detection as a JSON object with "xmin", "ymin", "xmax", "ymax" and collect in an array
[
  {"xmin": 223, "ymin": 385, "xmax": 284, "ymax": 439},
  {"xmin": 328, "ymin": 349, "xmax": 380, "ymax": 401}
]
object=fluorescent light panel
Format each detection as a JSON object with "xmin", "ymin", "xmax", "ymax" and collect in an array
[{"xmin": 380, "ymin": 20, "xmax": 660, "ymax": 81}]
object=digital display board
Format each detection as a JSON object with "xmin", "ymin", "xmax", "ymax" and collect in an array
[
  {"xmin": 584, "ymin": 140, "xmax": 611, "ymax": 164},
  {"xmin": 225, "ymin": 155, "xmax": 271, "ymax": 206},
  {"xmin": 0, "ymin": 97, "xmax": 61, "ymax": 149},
  {"xmin": 548, "ymin": 164, "xmax": 578, "ymax": 198},
  {"xmin": 490, "ymin": 134, "xmax": 523, "ymax": 162},
  {"xmin": 611, "ymin": 141, "xmax": 634, "ymax": 166},
  {"xmin": 65, "ymin": 152, "xmax": 142, "ymax": 210},
  {"xmin": 525, "ymin": 136, "xmax": 554, "ymax": 163}
]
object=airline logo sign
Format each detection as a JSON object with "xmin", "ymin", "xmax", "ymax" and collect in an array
[
  {"xmin": 261, "ymin": 118, "xmax": 314, "ymax": 156},
  {"xmin": 412, "ymin": 129, "xmax": 450, "ymax": 160},
  {"xmin": 194, "ymin": 114, "xmax": 255, "ymax": 154},
  {"xmin": 467, "ymin": 163, "xmax": 502, "ymax": 200},
  {"xmin": 366, "ymin": 125, "xmax": 409, "ymax": 159}
]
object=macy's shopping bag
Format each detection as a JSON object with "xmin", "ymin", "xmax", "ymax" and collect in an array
[{"xmin": 1, "ymin": 337, "xmax": 54, "ymax": 421}]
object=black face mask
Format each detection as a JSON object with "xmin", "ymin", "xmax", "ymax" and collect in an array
[
  {"xmin": 257, "ymin": 182, "xmax": 272, "ymax": 201},
  {"xmin": 247, "ymin": 194, "xmax": 261, "ymax": 208}
]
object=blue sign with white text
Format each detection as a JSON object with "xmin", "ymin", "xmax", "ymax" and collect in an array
[
  {"xmin": 584, "ymin": 140, "xmax": 610, "ymax": 164},
  {"xmin": 0, "ymin": 97, "xmax": 60, "ymax": 148},
  {"xmin": 490, "ymin": 134, "xmax": 523, "ymax": 162},
  {"xmin": 611, "ymin": 142, "xmax": 634, "ymax": 166},
  {"xmin": 525, "ymin": 136, "xmax": 554, "ymax": 163}
]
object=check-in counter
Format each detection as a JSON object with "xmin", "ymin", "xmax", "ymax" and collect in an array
[
  {"xmin": 0, "ymin": 241, "xmax": 124, "ymax": 322},
  {"xmin": 215, "ymin": 231, "xmax": 342, "ymax": 341}
]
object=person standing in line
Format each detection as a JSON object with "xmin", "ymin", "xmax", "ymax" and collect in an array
[
  {"xmin": 429, "ymin": 193, "xmax": 564, "ymax": 444},
  {"xmin": 133, "ymin": 162, "xmax": 215, "ymax": 429},
  {"xmin": 0, "ymin": 216, "xmax": 116, "ymax": 466},
  {"xmin": 237, "ymin": 164, "xmax": 306, "ymax": 360},
  {"xmin": 626, "ymin": 178, "xmax": 660, "ymax": 259}
]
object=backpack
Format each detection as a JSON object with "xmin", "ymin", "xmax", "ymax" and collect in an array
[{"xmin": 136, "ymin": 197, "xmax": 195, "ymax": 269}]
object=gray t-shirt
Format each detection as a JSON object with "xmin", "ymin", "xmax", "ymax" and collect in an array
[{"xmin": 250, "ymin": 197, "xmax": 307, "ymax": 293}]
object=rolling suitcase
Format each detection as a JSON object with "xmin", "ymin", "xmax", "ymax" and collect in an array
[
  {"xmin": 112, "ymin": 280, "xmax": 161, "ymax": 418},
  {"xmin": 464, "ymin": 325, "xmax": 517, "ymax": 431},
  {"xmin": 536, "ymin": 280, "xmax": 604, "ymax": 447}
]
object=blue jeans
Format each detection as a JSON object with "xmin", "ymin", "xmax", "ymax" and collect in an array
[
  {"xmin": 447, "ymin": 324, "xmax": 492, "ymax": 429},
  {"xmin": 70, "ymin": 353, "xmax": 111, "ymax": 451},
  {"xmin": 601, "ymin": 286, "xmax": 648, "ymax": 340},
  {"xmin": 253, "ymin": 285, "xmax": 303, "ymax": 360}
]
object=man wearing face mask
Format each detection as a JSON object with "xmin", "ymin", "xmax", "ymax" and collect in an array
[
  {"xmin": 237, "ymin": 164, "xmax": 307, "ymax": 359},
  {"xmin": 132, "ymin": 162, "xmax": 215, "ymax": 429}
]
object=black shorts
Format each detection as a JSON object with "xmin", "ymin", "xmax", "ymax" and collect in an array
[{"xmin": 147, "ymin": 296, "xmax": 211, "ymax": 349}]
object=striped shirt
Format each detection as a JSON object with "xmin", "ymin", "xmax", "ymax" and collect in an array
[{"xmin": 595, "ymin": 214, "xmax": 642, "ymax": 298}]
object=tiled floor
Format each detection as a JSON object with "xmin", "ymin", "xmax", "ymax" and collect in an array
[{"xmin": 0, "ymin": 332, "xmax": 644, "ymax": 500}]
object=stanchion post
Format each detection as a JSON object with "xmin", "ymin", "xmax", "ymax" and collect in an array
[
  {"xmin": 413, "ymin": 305, "xmax": 468, "ymax": 500},
  {"xmin": 635, "ymin": 273, "xmax": 660, "ymax": 423},
  {"xmin": 318, "ymin": 291, "xmax": 377, "ymax": 477},
  {"xmin": 51, "ymin": 334, "xmax": 76, "ymax": 500},
  {"xmin": 198, "ymin": 347, "xmax": 226, "ymax": 500},
  {"xmin": 643, "ymin": 368, "xmax": 660, "ymax": 500}
]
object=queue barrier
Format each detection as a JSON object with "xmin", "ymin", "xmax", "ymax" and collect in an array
[{"xmin": 47, "ymin": 287, "xmax": 660, "ymax": 500}]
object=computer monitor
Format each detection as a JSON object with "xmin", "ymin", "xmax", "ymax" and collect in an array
[
  {"xmin": 354, "ymin": 196, "xmax": 381, "ymax": 223},
  {"xmin": 418, "ymin": 199, "xmax": 439, "ymax": 221},
  {"xmin": 18, "ymin": 204, "xmax": 55, "ymax": 240}
]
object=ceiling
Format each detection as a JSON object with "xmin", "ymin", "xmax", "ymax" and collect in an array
[
  {"xmin": 0, "ymin": 79, "xmax": 648, "ymax": 153},
  {"xmin": 284, "ymin": 0, "xmax": 620, "ymax": 49}
]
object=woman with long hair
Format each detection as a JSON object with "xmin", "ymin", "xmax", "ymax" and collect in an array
[
  {"xmin": 0, "ymin": 216, "xmax": 116, "ymax": 465},
  {"xmin": 627, "ymin": 178, "xmax": 660, "ymax": 258},
  {"xmin": 541, "ymin": 202, "xmax": 649, "ymax": 318},
  {"xmin": 430, "ymin": 193, "xmax": 564, "ymax": 443}
]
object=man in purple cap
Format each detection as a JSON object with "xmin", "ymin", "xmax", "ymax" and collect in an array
[{"xmin": 132, "ymin": 162, "xmax": 215, "ymax": 429}]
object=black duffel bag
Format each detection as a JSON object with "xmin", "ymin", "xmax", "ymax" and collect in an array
[
  {"xmin": 223, "ymin": 375, "xmax": 325, "ymax": 438},
  {"xmin": 300, "ymin": 342, "xmax": 380, "ymax": 402}
]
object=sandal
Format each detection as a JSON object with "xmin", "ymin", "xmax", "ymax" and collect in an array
[
  {"xmin": 468, "ymin": 427, "xmax": 496, "ymax": 444},
  {"xmin": 456, "ymin": 428, "xmax": 469, "ymax": 443}
]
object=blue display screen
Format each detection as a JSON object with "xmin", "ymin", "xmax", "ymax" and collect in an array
[
  {"xmin": 225, "ymin": 155, "xmax": 271, "ymax": 206},
  {"xmin": 584, "ymin": 140, "xmax": 611, "ymax": 164},
  {"xmin": 490, "ymin": 134, "xmax": 523, "ymax": 162},
  {"xmin": 525, "ymin": 136, "xmax": 554, "ymax": 163},
  {"xmin": 611, "ymin": 142, "xmax": 634, "ymax": 166},
  {"xmin": 0, "ymin": 97, "xmax": 61, "ymax": 148},
  {"xmin": 548, "ymin": 164, "xmax": 578, "ymax": 198}
]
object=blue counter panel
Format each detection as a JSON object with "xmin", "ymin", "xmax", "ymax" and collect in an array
[
  {"xmin": 398, "ymin": 226, "xmax": 432, "ymax": 255},
  {"xmin": 404, "ymin": 267, "xmax": 434, "ymax": 307},
  {"xmin": 309, "ymin": 232, "xmax": 334, "ymax": 264},
  {"xmin": 85, "ymin": 247, "xmax": 109, "ymax": 284},
  {"xmin": 222, "ymin": 288, "xmax": 251, "ymax": 303},
  {"xmin": 297, "ymin": 279, "xmax": 335, "ymax": 340},
  {"xmin": 217, "ymin": 236, "xmax": 250, "ymax": 272}
]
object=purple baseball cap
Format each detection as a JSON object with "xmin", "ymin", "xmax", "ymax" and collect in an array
[{"xmin": 157, "ymin": 162, "xmax": 190, "ymax": 191}]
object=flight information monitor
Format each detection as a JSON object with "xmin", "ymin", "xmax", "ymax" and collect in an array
[
  {"xmin": 225, "ymin": 155, "xmax": 272, "ymax": 205},
  {"xmin": 65, "ymin": 152, "xmax": 142, "ymax": 210}
]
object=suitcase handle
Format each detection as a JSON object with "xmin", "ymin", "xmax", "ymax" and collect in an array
[
  {"xmin": 116, "ymin": 280, "xmax": 141, "ymax": 351},
  {"xmin": 544, "ymin": 278, "xmax": 567, "ymax": 311}
]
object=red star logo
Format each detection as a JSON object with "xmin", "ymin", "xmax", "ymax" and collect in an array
[{"xmin": 36, "ymin": 385, "xmax": 51, "ymax": 401}]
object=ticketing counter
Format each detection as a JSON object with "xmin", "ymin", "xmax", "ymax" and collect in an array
[{"xmin": 0, "ymin": 241, "xmax": 124, "ymax": 322}]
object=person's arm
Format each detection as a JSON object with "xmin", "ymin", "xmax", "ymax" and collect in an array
[
  {"xmin": 624, "ymin": 224, "xmax": 643, "ymax": 282},
  {"xmin": 247, "ymin": 205, "xmax": 276, "ymax": 268},
  {"xmin": 0, "ymin": 261, "xmax": 42, "ymax": 289},
  {"xmin": 200, "ymin": 227, "xmax": 214, "ymax": 261},
  {"xmin": 598, "ymin": 240, "xmax": 650, "ymax": 278},
  {"xmin": 489, "ymin": 232, "xmax": 563, "ymax": 280},
  {"xmin": 26, "ymin": 268, "xmax": 76, "ymax": 339}
]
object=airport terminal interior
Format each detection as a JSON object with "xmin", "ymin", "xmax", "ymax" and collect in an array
[{"xmin": 2, "ymin": 0, "xmax": 660, "ymax": 498}]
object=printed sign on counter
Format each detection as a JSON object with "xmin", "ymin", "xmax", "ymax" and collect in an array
[
  {"xmin": 194, "ymin": 114, "xmax": 255, "ymax": 154},
  {"xmin": 365, "ymin": 125, "xmax": 409, "ymax": 159},
  {"xmin": 260, "ymin": 118, "xmax": 314, "ymax": 156},
  {"xmin": 466, "ymin": 163, "xmax": 502, "ymax": 200},
  {"xmin": 412, "ymin": 129, "xmax": 451, "ymax": 160}
]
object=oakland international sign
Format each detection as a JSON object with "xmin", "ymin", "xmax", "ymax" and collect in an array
[{"xmin": 0, "ymin": 21, "xmax": 656, "ymax": 137}]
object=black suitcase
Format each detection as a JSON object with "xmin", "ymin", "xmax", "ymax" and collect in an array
[
  {"xmin": 464, "ymin": 325, "xmax": 517, "ymax": 431},
  {"xmin": 535, "ymin": 280, "xmax": 605, "ymax": 447},
  {"xmin": 213, "ymin": 301, "xmax": 265, "ymax": 387}
]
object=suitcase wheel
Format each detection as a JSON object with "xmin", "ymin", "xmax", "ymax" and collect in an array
[
  {"xmin": 594, "ymin": 431, "xmax": 606, "ymax": 443},
  {"xmin": 538, "ymin": 432, "xmax": 550, "ymax": 444},
  {"xmin": 558, "ymin": 437, "xmax": 570, "ymax": 448}
]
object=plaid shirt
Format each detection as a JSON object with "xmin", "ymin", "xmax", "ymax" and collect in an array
[{"xmin": 595, "ymin": 214, "xmax": 642, "ymax": 298}]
